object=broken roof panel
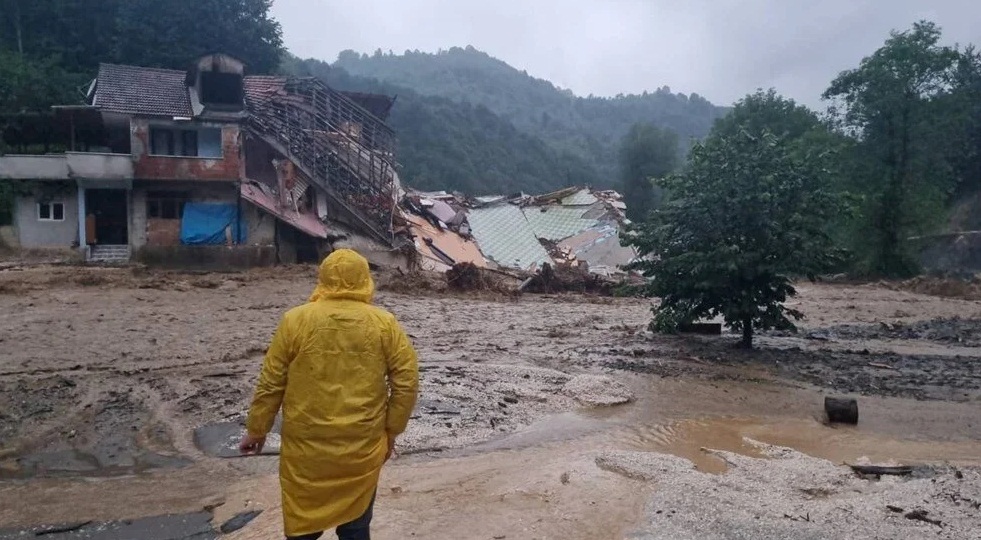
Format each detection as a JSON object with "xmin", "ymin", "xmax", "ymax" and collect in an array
[
  {"xmin": 241, "ymin": 183, "xmax": 329, "ymax": 239},
  {"xmin": 405, "ymin": 214, "xmax": 486, "ymax": 271},
  {"xmin": 561, "ymin": 189, "xmax": 600, "ymax": 206},
  {"xmin": 467, "ymin": 204, "xmax": 551, "ymax": 270},
  {"xmin": 557, "ymin": 224, "xmax": 637, "ymax": 274},
  {"xmin": 523, "ymin": 205, "xmax": 600, "ymax": 242},
  {"xmin": 93, "ymin": 63, "xmax": 193, "ymax": 117}
]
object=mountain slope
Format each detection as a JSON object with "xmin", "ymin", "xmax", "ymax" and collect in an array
[
  {"xmin": 333, "ymin": 47, "xmax": 728, "ymax": 182},
  {"xmin": 286, "ymin": 58, "xmax": 599, "ymax": 194}
]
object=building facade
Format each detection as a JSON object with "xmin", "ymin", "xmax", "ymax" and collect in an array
[{"xmin": 0, "ymin": 53, "xmax": 402, "ymax": 267}]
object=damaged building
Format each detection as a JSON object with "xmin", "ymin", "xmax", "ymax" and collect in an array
[
  {"xmin": 0, "ymin": 53, "xmax": 406, "ymax": 267},
  {"xmin": 399, "ymin": 186, "xmax": 637, "ymax": 276}
]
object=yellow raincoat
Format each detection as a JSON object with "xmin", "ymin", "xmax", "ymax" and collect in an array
[{"xmin": 246, "ymin": 249, "xmax": 419, "ymax": 537}]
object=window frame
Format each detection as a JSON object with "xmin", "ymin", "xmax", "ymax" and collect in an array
[
  {"xmin": 37, "ymin": 201, "xmax": 66, "ymax": 222},
  {"xmin": 147, "ymin": 126, "xmax": 223, "ymax": 159},
  {"xmin": 146, "ymin": 191, "xmax": 189, "ymax": 220}
]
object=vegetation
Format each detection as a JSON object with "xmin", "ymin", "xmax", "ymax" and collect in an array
[
  {"xmin": 618, "ymin": 123, "xmax": 680, "ymax": 222},
  {"xmin": 628, "ymin": 21, "xmax": 981, "ymax": 345},
  {"xmin": 825, "ymin": 21, "xmax": 979, "ymax": 277},
  {"xmin": 627, "ymin": 93, "xmax": 844, "ymax": 348},
  {"xmin": 0, "ymin": 0, "xmax": 284, "ymax": 220},
  {"xmin": 333, "ymin": 47, "xmax": 726, "ymax": 186}
]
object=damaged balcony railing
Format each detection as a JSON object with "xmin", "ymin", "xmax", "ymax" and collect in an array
[{"xmin": 247, "ymin": 77, "xmax": 398, "ymax": 242}]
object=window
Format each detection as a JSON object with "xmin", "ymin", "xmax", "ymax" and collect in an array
[
  {"xmin": 200, "ymin": 72, "xmax": 244, "ymax": 106},
  {"xmin": 149, "ymin": 127, "xmax": 222, "ymax": 158},
  {"xmin": 147, "ymin": 191, "xmax": 188, "ymax": 220},
  {"xmin": 38, "ymin": 202, "xmax": 65, "ymax": 221}
]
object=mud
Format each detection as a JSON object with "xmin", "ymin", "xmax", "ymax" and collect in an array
[
  {"xmin": 0, "ymin": 512, "xmax": 215, "ymax": 540},
  {"xmin": 1, "ymin": 266, "xmax": 980, "ymax": 538}
]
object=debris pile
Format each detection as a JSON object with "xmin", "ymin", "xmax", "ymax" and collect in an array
[{"xmin": 521, "ymin": 263, "xmax": 618, "ymax": 295}]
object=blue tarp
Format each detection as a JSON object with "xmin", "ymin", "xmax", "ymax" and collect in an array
[{"xmin": 180, "ymin": 203, "xmax": 246, "ymax": 245}]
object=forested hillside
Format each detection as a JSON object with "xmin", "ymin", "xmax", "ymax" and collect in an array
[
  {"xmin": 284, "ymin": 57, "xmax": 598, "ymax": 194},
  {"xmin": 333, "ymin": 47, "xmax": 727, "ymax": 184}
]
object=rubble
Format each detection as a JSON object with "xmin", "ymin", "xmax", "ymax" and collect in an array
[
  {"xmin": 397, "ymin": 185, "xmax": 639, "ymax": 279},
  {"xmin": 521, "ymin": 263, "xmax": 619, "ymax": 295}
]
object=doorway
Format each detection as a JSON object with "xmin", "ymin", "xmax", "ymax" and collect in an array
[{"xmin": 85, "ymin": 189, "xmax": 128, "ymax": 245}]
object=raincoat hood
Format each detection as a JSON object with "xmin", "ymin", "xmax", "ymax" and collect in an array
[{"xmin": 308, "ymin": 249, "xmax": 374, "ymax": 304}]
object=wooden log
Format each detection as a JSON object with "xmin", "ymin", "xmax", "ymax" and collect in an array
[
  {"xmin": 825, "ymin": 396, "xmax": 859, "ymax": 424},
  {"xmin": 849, "ymin": 464, "xmax": 913, "ymax": 476}
]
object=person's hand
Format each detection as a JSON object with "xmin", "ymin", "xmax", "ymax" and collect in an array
[
  {"xmin": 239, "ymin": 433, "xmax": 266, "ymax": 455},
  {"xmin": 385, "ymin": 434, "xmax": 397, "ymax": 462}
]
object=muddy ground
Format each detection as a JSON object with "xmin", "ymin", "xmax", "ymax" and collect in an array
[{"xmin": 0, "ymin": 266, "xmax": 979, "ymax": 539}]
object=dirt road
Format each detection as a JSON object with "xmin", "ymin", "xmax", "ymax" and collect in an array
[{"xmin": 0, "ymin": 266, "xmax": 979, "ymax": 539}]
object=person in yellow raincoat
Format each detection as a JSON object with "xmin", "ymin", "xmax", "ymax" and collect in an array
[{"xmin": 239, "ymin": 249, "xmax": 419, "ymax": 540}]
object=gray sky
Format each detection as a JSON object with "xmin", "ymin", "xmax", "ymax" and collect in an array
[{"xmin": 272, "ymin": 0, "xmax": 981, "ymax": 108}]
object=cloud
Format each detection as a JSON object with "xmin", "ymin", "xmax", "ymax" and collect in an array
[{"xmin": 272, "ymin": 0, "xmax": 981, "ymax": 108}]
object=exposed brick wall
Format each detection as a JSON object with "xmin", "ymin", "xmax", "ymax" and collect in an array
[{"xmin": 131, "ymin": 119, "xmax": 242, "ymax": 181}]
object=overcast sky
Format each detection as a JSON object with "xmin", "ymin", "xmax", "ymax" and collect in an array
[{"xmin": 272, "ymin": 0, "xmax": 981, "ymax": 108}]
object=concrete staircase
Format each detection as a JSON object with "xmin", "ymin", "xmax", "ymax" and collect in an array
[{"xmin": 88, "ymin": 244, "xmax": 131, "ymax": 265}]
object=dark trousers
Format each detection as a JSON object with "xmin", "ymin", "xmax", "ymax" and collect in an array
[{"xmin": 286, "ymin": 492, "xmax": 375, "ymax": 540}]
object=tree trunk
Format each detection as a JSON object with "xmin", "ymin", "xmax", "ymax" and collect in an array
[
  {"xmin": 13, "ymin": 2, "xmax": 23, "ymax": 57},
  {"xmin": 740, "ymin": 316, "xmax": 753, "ymax": 348}
]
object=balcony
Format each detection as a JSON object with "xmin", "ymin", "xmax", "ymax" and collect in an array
[
  {"xmin": 66, "ymin": 152, "xmax": 133, "ymax": 180},
  {"xmin": 0, "ymin": 152, "xmax": 133, "ymax": 182},
  {"xmin": 0, "ymin": 154, "xmax": 69, "ymax": 179}
]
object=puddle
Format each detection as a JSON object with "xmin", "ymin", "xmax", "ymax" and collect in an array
[
  {"xmin": 617, "ymin": 416, "xmax": 981, "ymax": 474},
  {"xmin": 193, "ymin": 419, "xmax": 281, "ymax": 458}
]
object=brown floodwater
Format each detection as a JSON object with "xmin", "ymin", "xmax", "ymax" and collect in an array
[{"xmin": 619, "ymin": 416, "xmax": 981, "ymax": 474}]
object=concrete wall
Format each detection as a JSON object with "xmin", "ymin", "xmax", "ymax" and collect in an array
[
  {"xmin": 14, "ymin": 191, "xmax": 79, "ymax": 248},
  {"xmin": 135, "ymin": 245, "xmax": 276, "ymax": 269},
  {"xmin": 66, "ymin": 152, "xmax": 134, "ymax": 179},
  {"xmin": 0, "ymin": 155, "xmax": 69, "ymax": 179},
  {"xmin": 131, "ymin": 118, "xmax": 242, "ymax": 181},
  {"xmin": 242, "ymin": 202, "xmax": 276, "ymax": 245}
]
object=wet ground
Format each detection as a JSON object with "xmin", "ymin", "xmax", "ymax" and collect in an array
[{"xmin": 0, "ymin": 267, "xmax": 980, "ymax": 538}]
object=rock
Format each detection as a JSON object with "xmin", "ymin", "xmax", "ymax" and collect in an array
[
  {"xmin": 562, "ymin": 375, "xmax": 633, "ymax": 406},
  {"xmin": 220, "ymin": 510, "xmax": 263, "ymax": 534}
]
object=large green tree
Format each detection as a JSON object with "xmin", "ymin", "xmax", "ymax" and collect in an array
[
  {"xmin": 114, "ymin": 0, "xmax": 284, "ymax": 73},
  {"xmin": 824, "ymin": 21, "xmax": 967, "ymax": 276},
  {"xmin": 627, "ymin": 94, "xmax": 843, "ymax": 348},
  {"xmin": 619, "ymin": 123, "xmax": 680, "ymax": 221}
]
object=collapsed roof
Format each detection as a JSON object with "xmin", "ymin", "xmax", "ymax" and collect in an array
[{"xmin": 399, "ymin": 186, "xmax": 637, "ymax": 275}]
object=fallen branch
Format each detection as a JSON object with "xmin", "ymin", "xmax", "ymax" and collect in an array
[
  {"xmin": 849, "ymin": 464, "xmax": 913, "ymax": 476},
  {"xmin": 905, "ymin": 509, "xmax": 943, "ymax": 527},
  {"xmin": 400, "ymin": 446, "xmax": 446, "ymax": 456},
  {"xmin": 868, "ymin": 362, "xmax": 898, "ymax": 371}
]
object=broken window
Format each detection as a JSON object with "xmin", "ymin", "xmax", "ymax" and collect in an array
[
  {"xmin": 149, "ymin": 127, "xmax": 222, "ymax": 158},
  {"xmin": 146, "ymin": 191, "xmax": 188, "ymax": 220},
  {"xmin": 200, "ymin": 72, "xmax": 244, "ymax": 107},
  {"xmin": 38, "ymin": 202, "xmax": 65, "ymax": 221}
]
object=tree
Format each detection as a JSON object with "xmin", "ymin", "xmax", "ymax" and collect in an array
[
  {"xmin": 114, "ymin": 0, "xmax": 284, "ymax": 73},
  {"xmin": 619, "ymin": 123, "xmax": 680, "ymax": 221},
  {"xmin": 824, "ymin": 21, "xmax": 966, "ymax": 276},
  {"xmin": 627, "ymin": 99, "xmax": 843, "ymax": 348}
]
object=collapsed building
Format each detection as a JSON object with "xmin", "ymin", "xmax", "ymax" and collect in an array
[
  {"xmin": 400, "ymin": 186, "xmax": 637, "ymax": 276},
  {"xmin": 0, "ymin": 53, "xmax": 636, "ymax": 275}
]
